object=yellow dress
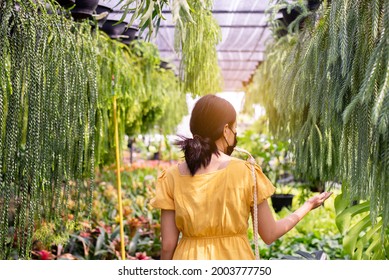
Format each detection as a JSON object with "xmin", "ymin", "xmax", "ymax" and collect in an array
[{"xmin": 150, "ymin": 157, "xmax": 275, "ymax": 260}]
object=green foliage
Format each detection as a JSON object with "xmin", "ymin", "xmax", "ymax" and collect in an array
[
  {"xmin": 247, "ymin": 0, "xmax": 389, "ymax": 242},
  {"xmin": 113, "ymin": 0, "xmax": 223, "ymax": 97},
  {"xmin": 55, "ymin": 164, "xmax": 163, "ymax": 260},
  {"xmin": 0, "ymin": 0, "xmax": 97, "ymax": 259},
  {"xmin": 334, "ymin": 191, "xmax": 389, "ymax": 260},
  {"xmin": 175, "ymin": 0, "xmax": 223, "ymax": 96},
  {"xmin": 115, "ymin": 0, "xmax": 171, "ymax": 40},
  {"xmin": 237, "ymin": 129, "xmax": 293, "ymax": 185},
  {"xmin": 33, "ymin": 220, "xmax": 79, "ymax": 251},
  {"xmin": 95, "ymin": 34, "xmax": 187, "ymax": 166}
]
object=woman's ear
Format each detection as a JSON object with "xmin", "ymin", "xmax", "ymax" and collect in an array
[{"xmin": 223, "ymin": 124, "xmax": 229, "ymax": 136}]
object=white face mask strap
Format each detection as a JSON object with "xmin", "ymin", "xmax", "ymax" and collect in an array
[{"xmin": 234, "ymin": 147, "xmax": 259, "ymax": 260}]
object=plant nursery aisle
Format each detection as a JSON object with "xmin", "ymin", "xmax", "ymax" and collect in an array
[{"xmin": 0, "ymin": 0, "xmax": 388, "ymax": 260}]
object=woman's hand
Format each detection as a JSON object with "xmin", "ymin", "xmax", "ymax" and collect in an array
[
  {"xmin": 256, "ymin": 192, "xmax": 333, "ymax": 245},
  {"xmin": 306, "ymin": 191, "xmax": 333, "ymax": 210}
]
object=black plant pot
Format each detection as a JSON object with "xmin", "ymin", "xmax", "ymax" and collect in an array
[
  {"xmin": 275, "ymin": 17, "xmax": 288, "ymax": 37},
  {"xmin": 95, "ymin": 5, "xmax": 112, "ymax": 28},
  {"xmin": 56, "ymin": 0, "xmax": 75, "ymax": 8},
  {"xmin": 71, "ymin": 0, "xmax": 99, "ymax": 20},
  {"xmin": 280, "ymin": 7, "xmax": 302, "ymax": 26},
  {"xmin": 271, "ymin": 194, "xmax": 294, "ymax": 213},
  {"xmin": 121, "ymin": 26, "xmax": 139, "ymax": 44},
  {"xmin": 101, "ymin": 20, "xmax": 127, "ymax": 39},
  {"xmin": 307, "ymin": 0, "xmax": 322, "ymax": 11},
  {"xmin": 160, "ymin": 61, "xmax": 172, "ymax": 70}
]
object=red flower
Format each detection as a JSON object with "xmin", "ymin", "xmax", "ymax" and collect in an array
[
  {"xmin": 135, "ymin": 252, "xmax": 151, "ymax": 260},
  {"xmin": 36, "ymin": 250, "xmax": 52, "ymax": 260}
]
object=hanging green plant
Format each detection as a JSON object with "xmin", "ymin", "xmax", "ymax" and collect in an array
[
  {"xmin": 174, "ymin": 0, "xmax": 223, "ymax": 96},
  {"xmin": 247, "ymin": 0, "xmax": 389, "ymax": 257},
  {"xmin": 0, "ymin": 0, "xmax": 97, "ymax": 259},
  {"xmin": 95, "ymin": 33, "xmax": 186, "ymax": 166},
  {"xmin": 96, "ymin": 0, "xmax": 221, "ymax": 97}
]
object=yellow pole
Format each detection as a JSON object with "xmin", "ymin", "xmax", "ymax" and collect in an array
[{"xmin": 112, "ymin": 76, "xmax": 126, "ymax": 260}]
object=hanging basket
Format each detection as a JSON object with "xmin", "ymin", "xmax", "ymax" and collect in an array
[
  {"xmin": 56, "ymin": 0, "xmax": 75, "ymax": 7},
  {"xmin": 101, "ymin": 20, "xmax": 127, "ymax": 39},
  {"xmin": 160, "ymin": 61, "xmax": 172, "ymax": 70},
  {"xmin": 56, "ymin": 0, "xmax": 75, "ymax": 9},
  {"xmin": 271, "ymin": 194, "xmax": 294, "ymax": 213},
  {"xmin": 280, "ymin": 7, "xmax": 302, "ymax": 26},
  {"xmin": 120, "ymin": 26, "xmax": 139, "ymax": 44},
  {"xmin": 275, "ymin": 17, "xmax": 288, "ymax": 37},
  {"xmin": 71, "ymin": 0, "xmax": 99, "ymax": 20},
  {"xmin": 307, "ymin": 0, "xmax": 322, "ymax": 11},
  {"xmin": 95, "ymin": 5, "xmax": 112, "ymax": 28}
]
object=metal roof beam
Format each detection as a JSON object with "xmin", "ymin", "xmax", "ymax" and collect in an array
[
  {"xmin": 159, "ymin": 24, "xmax": 268, "ymax": 28},
  {"xmin": 160, "ymin": 10, "xmax": 266, "ymax": 14}
]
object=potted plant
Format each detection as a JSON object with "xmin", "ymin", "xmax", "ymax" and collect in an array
[
  {"xmin": 100, "ymin": 13, "xmax": 130, "ymax": 39},
  {"xmin": 307, "ymin": 0, "xmax": 322, "ymax": 11},
  {"xmin": 71, "ymin": 0, "xmax": 99, "ymax": 20},
  {"xmin": 159, "ymin": 60, "xmax": 172, "ymax": 70},
  {"xmin": 271, "ymin": 193, "xmax": 294, "ymax": 213},
  {"xmin": 275, "ymin": 17, "xmax": 288, "ymax": 38},
  {"xmin": 101, "ymin": 20, "xmax": 127, "ymax": 39},
  {"xmin": 280, "ymin": 7, "xmax": 302, "ymax": 26},
  {"xmin": 95, "ymin": 4, "xmax": 113, "ymax": 28},
  {"xmin": 120, "ymin": 26, "xmax": 139, "ymax": 45}
]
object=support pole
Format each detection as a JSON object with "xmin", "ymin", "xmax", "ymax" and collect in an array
[{"xmin": 112, "ymin": 75, "xmax": 126, "ymax": 260}]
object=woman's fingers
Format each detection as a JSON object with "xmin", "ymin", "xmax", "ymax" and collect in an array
[
  {"xmin": 322, "ymin": 192, "xmax": 333, "ymax": 201},
  {"xmin": 309, "ymin": 192, "xmax": 332, "ymax": 209}
]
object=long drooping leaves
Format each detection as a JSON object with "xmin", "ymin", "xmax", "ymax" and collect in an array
[
  {"xmin": 95, "ymin": 33, "xmax": 186, "ymax": 166},
  {"xmin": 246, "ymin": 0, "xmax": 389, "ymax": 250},
  {"xmin": 0, "ymin": 0, "xmax": 97, "ymax": 259},
  {"xmin": 175, "ymin": 0, "xmax": 223, "ymax": 96},
  {"xmin": 102, "ymin": 0, "xmax": 222, "ymax": 97}
]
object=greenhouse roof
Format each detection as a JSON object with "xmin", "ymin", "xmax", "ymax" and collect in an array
[{"xmin": 97, "ymin": 0, "xmax": 276, "ymax": 92}]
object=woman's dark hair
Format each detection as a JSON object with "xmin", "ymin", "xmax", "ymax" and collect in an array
[{"xmin": 176, "ymin": 94, "xmax": 236, "ymax": 176}]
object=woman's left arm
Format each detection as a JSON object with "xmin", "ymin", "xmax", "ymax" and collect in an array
[{"xmin": 160, "ymin": 210, "xmax": 180, "ymax": 259}]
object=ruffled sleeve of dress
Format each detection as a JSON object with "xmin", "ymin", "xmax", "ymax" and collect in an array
[
  {"xmin": 244, "ymin": 162, "xmax": 276, "ymax": 206},
  {"xmin": 149, "ymin": 169, "xmax": 175, "ymax": 210}
]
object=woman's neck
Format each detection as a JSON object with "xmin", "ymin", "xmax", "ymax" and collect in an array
[{"xmin": 179, "ymin": 153, "xmax": 232, "ymax": 175}]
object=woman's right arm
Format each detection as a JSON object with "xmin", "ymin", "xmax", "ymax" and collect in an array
[
  {"xmin": 161, "ymin": 209, "xmax": 180, "ymax": 259},
  {"xmin": 256, "ymin": 192, "xmax": 332, "ymax": 245}
]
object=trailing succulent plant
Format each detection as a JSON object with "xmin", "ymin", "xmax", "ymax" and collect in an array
[
  {"xmin": 246, "ymin": 0, "xmax": 389, "ymax": 259},
  {"xmin": 0, "ymin": 0, "xmax": 97, "ymax": 259},
  {"xmin": 174, "ymin": 0, "xmax": 223, "ymax": 96}
]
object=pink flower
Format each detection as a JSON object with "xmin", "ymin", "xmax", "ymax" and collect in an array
[
  {"xmin": 134, "ymin": 252, "xmax": 151, "ymax": 260},
  {"xmin": 79, "ymin": 231, "xmax": 91, "ymax": 238},
  {"xmin": 36, "ymin": 250, "xmax": 52, "ymax": 260}
]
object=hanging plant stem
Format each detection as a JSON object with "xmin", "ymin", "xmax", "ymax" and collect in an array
[{"xmin": 175, "ymin": 0, "xmax": 223, "ymax": 96}]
